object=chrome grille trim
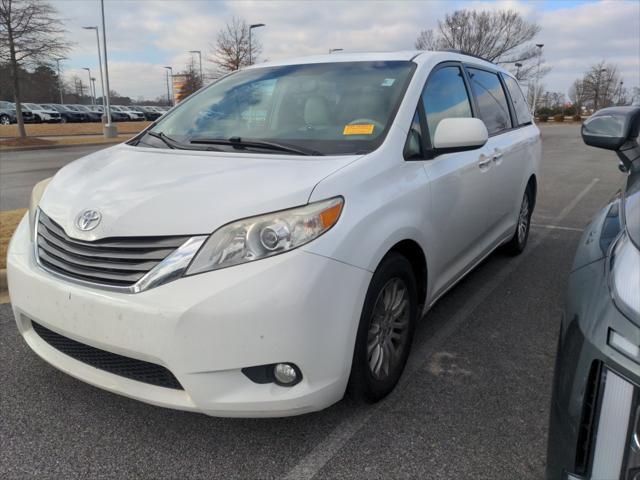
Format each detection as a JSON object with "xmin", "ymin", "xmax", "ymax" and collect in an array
[{"xmin": 34, "ymin": 209, "xmax": 208, "ymax": 293}]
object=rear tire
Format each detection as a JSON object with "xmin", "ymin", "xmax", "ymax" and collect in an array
[
  {"xmin": 348, "ymin": 252, "xmax": 418, "ymax": 403},
  {"xmin": 0, "ymin": 115, "xmax": 10, "ymax": 125},
  {"xmin": 503, "ymin": 185, "xmax": 533, "ymax": 256}
]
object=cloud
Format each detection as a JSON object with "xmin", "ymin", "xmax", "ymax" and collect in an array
[{"xmin": 51, "ymin": 0, "xmax": 639, "ymax": 100}]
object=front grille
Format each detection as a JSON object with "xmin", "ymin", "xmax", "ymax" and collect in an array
[
  {"xmin": 32, "ymin": 321, "xmax": 183, "ymax": 390},
  {"xmin": 36, "ymin": 211, "xmax": 188, "ymax": 288}
]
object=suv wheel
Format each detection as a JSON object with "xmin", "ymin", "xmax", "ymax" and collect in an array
[
  {"xmin": 348, "ymin": 252, "xmax": 418, "ymax": 402},
  {"xmin": 503, "ymin": 185, "xmax": 533, "ymax": 255},
  {"xmin": 0, "ymin": 114, "xmax": 10, "ymax": 125}
]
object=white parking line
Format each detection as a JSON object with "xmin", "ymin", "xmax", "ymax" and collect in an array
[
  {"xmin": 532, "ymin": 224, "xmax": 584, "ymax": 232},
  {"xmin": 282, "ymin": 177, "xmax": 600, "ymax": 480}
]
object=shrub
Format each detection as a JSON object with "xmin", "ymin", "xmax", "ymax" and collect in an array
[
  {"xmin": 572, "ymin": 114, "xmax": 583, "ymax": 123},
  {"xmin": 553, "ymin": 114, "xmax": 565, "ymax": 122},
  {"xmin": 538, "ymin": 114, "xmax": 549, "ymax": 122}
]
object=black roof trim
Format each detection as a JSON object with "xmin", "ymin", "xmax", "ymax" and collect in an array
[{"xmin": 436, "ymin": 49, "xmax": 496, "ymax": 65}]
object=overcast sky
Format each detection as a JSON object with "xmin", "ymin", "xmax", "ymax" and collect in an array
[{"xmin": 52, "ymin": 0, "xmax": 639, "ymax": 101}]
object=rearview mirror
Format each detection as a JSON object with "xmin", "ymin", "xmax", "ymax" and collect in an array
[
  {"xmin": 432, "ymin": 118, "xmax": 488, "ymax": 155},
  {"xmin": 582, "ymin": 106, "xmax": 640, "ymax": 171}
]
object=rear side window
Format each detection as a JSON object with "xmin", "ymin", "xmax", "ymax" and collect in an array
[
  {"xmin": 503, "ymin": 75, "xmax": 532, "ymax": 126},
  {"xmin": 421, "ymin": 66, "xmax": 472, "ymax": 144},
  {"xmin": 466, "ymin": 67, "xmax": 512, "ymax": 135}
]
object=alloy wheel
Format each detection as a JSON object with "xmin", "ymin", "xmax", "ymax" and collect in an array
[
  {"xmin": 367, "ymin": 277, "xmax": 411, "ymax": 380},
  {"xmin": 517, "ymin": 193, "xmax": 530, "ymax": 244}
]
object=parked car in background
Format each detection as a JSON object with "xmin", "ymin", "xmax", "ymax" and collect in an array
[
  {"xmin": 113, "ymin": 105, "xmax": 145, "ymax": 121},
  {"xmin": 11, "ymin": 50, "xmax": 540, "ymax": 417},
  {"xmin": 68, "ymin": 105, "xmax": 102, "ymax": 122},
  {"xmin": 0, "ymin": 100, "xmax": 34, "ymax": 123},
  {"xmin": 0, "ymin": 104, "xmax": 17, "ymax": 125},
  {"xmin": 22, "ymin": 103, "xmax": 62, "ymax": 123},
  {"xmin": 40, "ymin": 104, "xmax": 87, "ymax": 123},
  {"xmin": 131, "ymin": 106, "xmax": 162, "ymax": 121},
  {"xmin": 546, "ymin": 106, "xmax": 640, "ymax": 480},
  {"xmin": 106, "ymin": 107, "xmax": 129, "ymax": 122}
]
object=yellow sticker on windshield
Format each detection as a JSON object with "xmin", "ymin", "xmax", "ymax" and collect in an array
[{"xmin": 343, "ymin": 124, "xmax": 375, "ymax": 135}]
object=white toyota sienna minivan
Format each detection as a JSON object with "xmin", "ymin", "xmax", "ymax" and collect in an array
[{"xmin": 8, "ymin": 50, "xmax": 540, "ymax": 417}]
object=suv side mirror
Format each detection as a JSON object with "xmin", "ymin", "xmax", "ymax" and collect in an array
[
  {"xmin": 582, "ymin": 106, "xmax": 640, "ymax": 171},
  {"xmin": 432, "ymin": 118, "xmax": 488, "ymax": 156}
]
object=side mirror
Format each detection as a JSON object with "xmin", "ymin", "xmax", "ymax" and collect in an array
[
  {"xmin": 582, "ymin": 106, "xmax": 640, "ymax": 171},
  {"xmin": 432, "ymin": 117, "xmax": 488, "ymax": 155}
]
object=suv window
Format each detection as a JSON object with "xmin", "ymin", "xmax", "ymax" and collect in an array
[
  {"xmin": 503, "ymin": 75, "xmax": 532, "ymax": 126},
  {"xmin": 403, "ymin": 110, "xmax": 423, "ymax": 159},
  {"xmin": 466, "ymin": 67, "xmax": 512, "ymax": 135},
  {"xmin": 421, "ymin": 66, "xmax": 472, "ymax": 144}
]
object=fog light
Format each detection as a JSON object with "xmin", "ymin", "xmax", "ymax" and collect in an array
[
  {"xmin": 274, "ymin": 363, "xmax": 298, "ymax": 386},
  {"xmin": 609, "ymin": 329, "xmax": 640, "ymax": 362}
]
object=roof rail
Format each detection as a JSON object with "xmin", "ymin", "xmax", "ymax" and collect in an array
[{"xmin": 437, "ymin": 49, "xmax": 496, "ymax": 65}]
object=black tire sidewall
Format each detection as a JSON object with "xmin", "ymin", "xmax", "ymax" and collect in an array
[
  {"xmin": 0, "ymin": 115, "xmax": 9, "ymax": 125},
  {"xmin": 348, "ymin": 252, "xmax": 418, "ymax": 402}
]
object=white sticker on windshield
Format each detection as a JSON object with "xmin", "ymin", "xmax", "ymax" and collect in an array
[{"xmin": 381, "ymin": 78, "xmax": 396, "ymax": 87}]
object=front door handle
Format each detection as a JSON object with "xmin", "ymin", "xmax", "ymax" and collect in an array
[
  {"xmin": 478, "ymin": 154, "xmax": 492, "ymax": 171},
  {"xmin": 492, "ymin": 149, "xmax": 504, "ymax": 165}
]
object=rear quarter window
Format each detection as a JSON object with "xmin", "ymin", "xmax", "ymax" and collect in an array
[{"xmin": 503, "ymin": 75, "xmax": 532, "ymax": 126}]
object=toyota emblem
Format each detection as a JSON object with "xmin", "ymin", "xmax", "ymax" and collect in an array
[{"xmin": 75, "ymin": 209, "xmax": 102, "ymax": 231}]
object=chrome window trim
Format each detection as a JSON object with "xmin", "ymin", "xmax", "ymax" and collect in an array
[{"xmin": 33, "ymin": 209, "xmax": 208, "ymax": 294}]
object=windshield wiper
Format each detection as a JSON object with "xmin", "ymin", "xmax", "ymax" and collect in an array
[
  {"xmin": 189, "ymin": 136, "xmax": 324, "ymax": 156},
  {"xmin": 146, "ymin": 130, "xmax": 183, "ymax": 149}
]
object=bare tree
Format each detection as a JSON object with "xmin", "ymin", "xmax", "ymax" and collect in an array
[
  {"xmin": 0, "ymin": 0, "xmax": 70, "ymax": 138},
  {"xmin": 568, "ymin": 79, "xmax": 588, "ymax": 115},
  {"xmin": 415, "ymin": 9, "xmax": 544, "ymax": 81},
  {"xmin": 209, "ymin": 17, "xmax": 261, "ymax": 75},
  {"xmin": 579, "ymin": 61, "xmax": 624, "ymax": 111}
]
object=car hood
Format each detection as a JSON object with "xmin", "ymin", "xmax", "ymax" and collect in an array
[{"xmin": 40, "ymin": 144, "xmax": 359, "ymax": 240}]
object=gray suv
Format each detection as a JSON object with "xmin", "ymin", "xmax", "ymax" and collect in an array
[{"xmin": 547, "ymin": 106, "xmax": 640, "ymax": 480}]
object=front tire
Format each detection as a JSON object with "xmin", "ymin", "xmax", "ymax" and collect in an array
[
  {"xmin": 348, "ymin": 252, "xmax": 418, "ymax": 403},
  {"xmin": 503, "ymin": 185, "xmax": 533, "ymax": 255},
  {"xmin": 0, "ymin": 115, "xmax": 10, "ymax": 125}
]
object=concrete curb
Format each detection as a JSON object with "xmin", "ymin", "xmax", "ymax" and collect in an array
[{"xmin": 0, "ymin": 140, "xmax": 123, "ymax": 153}]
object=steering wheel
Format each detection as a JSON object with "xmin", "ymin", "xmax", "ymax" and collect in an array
[{"xmin": 347, "ymin": 118, "xmax": 385, "ymax": 134}]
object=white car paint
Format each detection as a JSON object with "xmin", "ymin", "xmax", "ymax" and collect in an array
[{"xmin": 8, "ymin": 50, "xmax": 540, "ymax": 417}]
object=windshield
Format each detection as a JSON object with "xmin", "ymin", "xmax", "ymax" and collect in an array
[
  {"xmin": 74, "ymin": 105, "xmax": 90, "ymax": 112},
  {"xmin": 24, "ymin": 103, "xmax": 41, "ymax": 110},
  {"xmin": 147, "ymin": 61, "xmax": 415, "ymax": 155}
]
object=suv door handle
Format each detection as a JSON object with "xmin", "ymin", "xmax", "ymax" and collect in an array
[
  {"xmin": 492, "ymin": 149, "xmax": 503, "ymax": 165},
  {"xmin": 478, "ymin": 155, "xmax": 492, "ymax": 171}
]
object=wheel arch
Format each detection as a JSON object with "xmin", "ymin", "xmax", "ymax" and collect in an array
[
  {"xmin": 386, "ymin": 239, "xmax": 428, "ymax": 308},
  {"xmin": 527, "ymin": 174, "xmax": 537, "ymax": 210}
]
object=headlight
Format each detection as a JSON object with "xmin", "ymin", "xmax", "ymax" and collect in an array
[
  {"xmin": 186, "ymin": 197, "xmax": 343, "ymax": 275},
  {"xmin": 28, "ymin": 177, "xmax": 52, "ymax": 238},
  {"xmin": 610, "ymin": 232, "xmax": 640, "ymax": 321}
]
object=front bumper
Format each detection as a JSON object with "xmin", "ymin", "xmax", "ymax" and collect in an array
[
  {"xmin": 8, "ymin": 216, "xmax": 371, "ymax": 417},
  {"xmin": 546, "ymin": 257, "xmax": 640, "ymax": 479}
]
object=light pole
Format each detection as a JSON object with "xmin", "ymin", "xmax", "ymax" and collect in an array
[
  {"xmin": 515, "ymin": 62, "xmax": 522, "ymax": 81},
  {"xmin": 82, "ymin": 68, "xmax": 95, "ymax": 105},
  {"xmin": 100, "ymin": 0, "xmax": 117, "ymax": 137},
  {"xmin": 248, "ymin": 23, "xmax": 265, "ymax": 65},
  {"xmin": 91, "ymin": 77, "xmax": 97, "ymax": 104},
  {"xmin": 82, "ymin": 26, "xmax": 106, "ymax": 113},
  {"xmin": 189, "ymin": 50, "xmax": 203, "ymax": 84},
  {"xmin": 531, "ymin": 44, "xmax": 544, "ymax": 115},
  {"xmin": 164, "ymin": 66, "xmax": 173, "ymax": 106},
  {"xmin": 618, "ymin": 81, "xmax": 624, "ymax": 105},
  {"xmin": 329, "ymin": 48, "xmax": 343, "ymax": 54},
  {"xmin": 55, "ymin": 57, "xmax": 66, "ymax": 104}
]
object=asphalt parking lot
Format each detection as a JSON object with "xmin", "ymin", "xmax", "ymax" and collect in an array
[{"xmin": 0, "ymin": 124, "xmax": 625, "ymax": 479}]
